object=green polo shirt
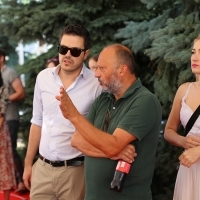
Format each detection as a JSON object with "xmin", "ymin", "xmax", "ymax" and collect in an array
[{"xmin": 85, "ymin": 78, "xmax": 162, "ymax": 200}]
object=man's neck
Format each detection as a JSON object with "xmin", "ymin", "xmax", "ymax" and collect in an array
[
  {"xmin": 58, "ymin": 65, "xmax": 83, "ymax": 89},
  {"xmin": 114, "ymin": 76, "xmax": 137, "ymax": 100}
]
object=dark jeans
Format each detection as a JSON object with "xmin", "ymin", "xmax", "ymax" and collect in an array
[{"xmin": 7, "ymin": 120, "xmax": 24, "ymax": 183}]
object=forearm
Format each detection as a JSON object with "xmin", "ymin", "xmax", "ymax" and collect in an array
[
  {"xmin": 164, "ymin": 128, "xmax": 185, "ymax": 148},
  {"xmin": 71, "ymin": 131, "xmax": 136, "ymax": 163},
  {"xmin": 9, "ymin": 92, "xmax": 25, "ymax": 102},
  {"xmin": 70, "ymin": 113, "xmax": 119, "ymax": 157},
  {"xmin": 24, "ymin": 124, "xmax": 41, "ymax": 167},
  {"xmin": 71, "ymin": 131, "xmax": 107, "ymax": 157}
]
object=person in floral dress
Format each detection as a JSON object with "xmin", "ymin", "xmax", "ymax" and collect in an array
[{"xmin": 0, "ymin": 71, "xmax": 16, "ymax": 200}]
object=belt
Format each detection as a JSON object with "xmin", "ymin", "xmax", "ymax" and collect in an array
[{"xmin": 39, "ymin": 154, "xmax": 84, "ymax": 167}]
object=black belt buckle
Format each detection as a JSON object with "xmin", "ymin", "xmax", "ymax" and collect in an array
[
  {"xmin": 68, "ymin": 160, "xmax": 83, "ymax": 166},
  {"xmin": 50, "ymin": 160, "xmax": 65, "ymax": 167}
]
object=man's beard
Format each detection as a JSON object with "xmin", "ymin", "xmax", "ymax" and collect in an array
[{"xmin": 101, "ymin": 72, "xmax": 122, "ymax": 94}]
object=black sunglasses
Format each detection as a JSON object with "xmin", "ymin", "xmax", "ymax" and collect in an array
[{"xmin": 57, "ymin": 44, "xmax": 86, "ymax": 57}]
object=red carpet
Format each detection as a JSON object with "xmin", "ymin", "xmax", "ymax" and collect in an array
[{"xmin": 0, "ymin": 190, "xmax": 30, "ymax": 200}]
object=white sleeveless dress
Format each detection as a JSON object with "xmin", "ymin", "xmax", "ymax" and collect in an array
[{"xmin": 173, "ymin": 83, "xmax": 200, "ymax": 200}]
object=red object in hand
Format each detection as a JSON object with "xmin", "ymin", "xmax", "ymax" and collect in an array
[{"xmin": 110, "ymin": 160, "xmax": 131, "ymax": 193}]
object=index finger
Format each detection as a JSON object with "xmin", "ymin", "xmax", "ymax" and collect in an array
[{"xmin": 59, "ymin": 86, "xmax": 65, "ymax": 94}]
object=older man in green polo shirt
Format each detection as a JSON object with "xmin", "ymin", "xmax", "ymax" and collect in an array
[{"xmin": 56, "ymin": 43, "xmax": 162, "ymax": 200}]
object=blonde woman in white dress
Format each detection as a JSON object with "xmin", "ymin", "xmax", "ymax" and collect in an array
[{"xmin": 164, "ymin": 36, "xmax": 200, "ymax": 200}]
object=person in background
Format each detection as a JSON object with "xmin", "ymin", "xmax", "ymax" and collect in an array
[
  {"xmin": 164, "ymin": 36, "xmax": 200, "ymax": 200},
  {"xmin": 46, "ymin": 57, "xmax": 59, "ymax": 68},
  {"xmin": 0, "ymin": 48, "xmax": 26, "ymax": 194},
  {"xmin": 56, "ymin": 43, "xmax": 162, "ymax": 200},
  {"xmin": 88, "ymin": 54, "xmax": 98, "ymax": 72},
  {"xmin": 0, "ymin": 71, "xmax": 16, "ymax": 200}
]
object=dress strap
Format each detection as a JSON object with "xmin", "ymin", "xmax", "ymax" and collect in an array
[{"xmin": 183, "ymin": 82, "xmax": 193, "ymax": 101}]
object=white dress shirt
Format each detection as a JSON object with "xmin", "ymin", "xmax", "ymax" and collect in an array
[{"xmin": 31, "ymin": 64, "xmax": 102, "ymax": 161}]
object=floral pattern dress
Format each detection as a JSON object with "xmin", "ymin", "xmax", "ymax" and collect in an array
[{"xmin": 0, "ymin": 85, "xmax": 16, "ymax": 190}]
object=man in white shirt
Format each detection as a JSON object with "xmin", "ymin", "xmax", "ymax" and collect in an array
[{"xmin": 23, "ymin": 24, "xmax": 102, "ymax": 200}]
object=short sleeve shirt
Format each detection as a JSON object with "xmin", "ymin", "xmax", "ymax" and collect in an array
[{"xmin": 85, "ymin": 78, "xmax": 162, "ymax": 200}]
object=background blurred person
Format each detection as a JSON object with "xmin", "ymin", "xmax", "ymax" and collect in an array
[
  {"xmin": 0, "ymin": 71, "xmax": 16, "ymax": 200},
  {"xmin": 0, "ymin": 48, "xmax": 26, "ymax": 194},
  {"xmin": 88, "ymin": 54, "xmax": 98, "ymax": 72},
  {"xmin": 46, "ymin": 57, "xmax": 59, "ymax": 68}
]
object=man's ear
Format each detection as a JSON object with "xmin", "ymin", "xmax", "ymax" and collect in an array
[
  {"xmin": 119, "ymin": 65, "xmax": 128, "ymax": 77},
  {"xmin": 84, "ymin": 49, "xmax": 90, "ymax": 60}
]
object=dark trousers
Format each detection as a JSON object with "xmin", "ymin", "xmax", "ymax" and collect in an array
[{"xmin": 7, "ymin": 120, "xmax": 24, "ymax": 183}]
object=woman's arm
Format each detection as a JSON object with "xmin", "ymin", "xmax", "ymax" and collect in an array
[
  {"xmin": 164, "ymin": 83, "xmax": 200, "ymax": 149},
  {"xmin": 164, "ymin": 84, "xmax": 187, "ymax": 147}
]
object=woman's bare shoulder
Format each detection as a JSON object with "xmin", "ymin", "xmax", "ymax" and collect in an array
[
  {"xmin": 178, "ymin": 82, "xmax": 191, "ymax": 92},
  {"xmin": 175, "ymin": 82, "xmax": 191, "ymax": 98}
]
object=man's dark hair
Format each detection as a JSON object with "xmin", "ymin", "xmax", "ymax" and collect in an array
[{"xmin": 59, "ymin": 24, "xmax": 90, "ymax": 50}]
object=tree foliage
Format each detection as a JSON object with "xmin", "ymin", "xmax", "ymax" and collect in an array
[
  {"xmin": 115, "ymin": 0, "xmax": 200, "ymax": 117},
  {"xmin": 0, "ymin": 33, "xmax": 18, "ymax": 66},
  {"xmin": 0, "ymin": 0, "xmax": 154, "ymax": 51}
]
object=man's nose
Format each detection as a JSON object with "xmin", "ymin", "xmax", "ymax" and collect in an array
[{"xmin": 64, "ymin": 49, "xmax": 71, "ymax": 57}]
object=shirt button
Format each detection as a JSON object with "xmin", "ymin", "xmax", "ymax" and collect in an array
[{"xmin": 113, "ymin": 107, "xmax": 115, "ymax": 109}]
